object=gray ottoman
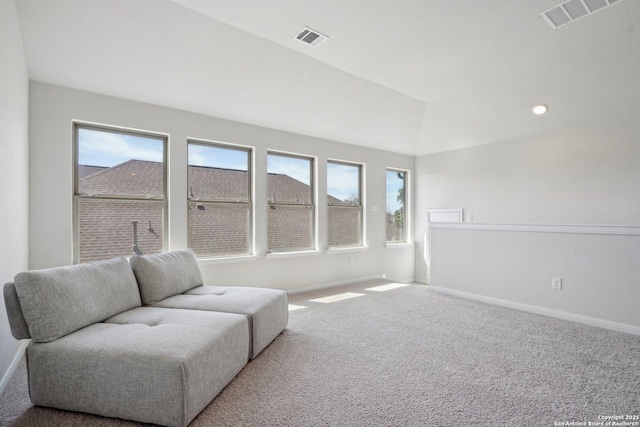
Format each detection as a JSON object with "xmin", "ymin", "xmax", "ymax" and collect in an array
[
  {"xmin": 131, "ymin": 249, "xmax": 289, "ymax": 359},
  {"xmin": 155, "ymin": 285, "xmax": 289, "ymax": 358}
]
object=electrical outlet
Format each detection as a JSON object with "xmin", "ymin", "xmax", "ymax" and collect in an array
[
  {"xmin": 349, "ymin": 257, "xmax": 354, "ymax": 266},
  {"xmin": 552, "ymin": 277, "xmax": 562, "ymax": 290}
]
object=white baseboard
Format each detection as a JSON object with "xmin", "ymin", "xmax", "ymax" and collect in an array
[
  {"xmin": 392, "ymin": 277, "xmax": 417, "ymax": 285},
  {"xmin": 428, "ymin": 286, "xmax": 640, "ymax": 337},
  {"xmin": 0, "ymin": 340, "xmax": 29, "ymax": 397},
  {"xmin": 288, "ymin": 274, "xmax": 385, "ymax": 295}
]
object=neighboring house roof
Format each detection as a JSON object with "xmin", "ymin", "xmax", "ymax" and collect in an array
[
  {"xmin": 77, "ymin": 165, "xmax": 107, "ymax": 179},
  {"xmin": 78, "ymin": 197, "xmax": 164, "ymax": 263},
  {"xmin": 267, "ymin": 173, "xmax": 312, "ymax": 204},
  {"xmin": 77, "ymin": 160, "xmax": 365, "ymax": 262},
  {"xmin": 79, "ymin": 160, "xmax": 345, "ymax": 203},
  {"xmin": 79, "ymin": 160, "xmax": 163, "ymax": 197},
  {"xmin": 189, "ymin": 165, "xmax": 249, "ymax": 200}
]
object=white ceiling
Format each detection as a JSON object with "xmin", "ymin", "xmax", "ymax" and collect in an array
[{"xmin": 14, "ymin": 0, "xmax": 640, "ymax": 155}]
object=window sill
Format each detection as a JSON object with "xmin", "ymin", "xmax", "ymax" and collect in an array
[
  {"xmin": 266, "ymin": 250, "xmax": 321, "ymax": 260},
  {"xmin": 326, "ymin": 246, "xmax": 368, "ymax": 254},
  {"xmin": 197, "ymin": 254, "xmax": 259, "ymax": 265},
  {"xmin": 385, "ymin": 242, "xmax": 414, "ymax": 249}
]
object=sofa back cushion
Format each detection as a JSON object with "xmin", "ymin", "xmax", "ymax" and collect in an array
[
  {"xmin": 13, "ymin": 256, "xmax": 141, "ymax": 343},
  {"xmin": 130, "ymin": 249, "xmax": 203, "ymax": 305}
]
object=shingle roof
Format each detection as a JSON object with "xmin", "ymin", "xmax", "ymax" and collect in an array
[
  {"xmin": 189, "ymin": 165, "xmax": 249, "ymax": 200},
  {"xmin": 267, "ymin": 173, "xmax": 312, "ymax": 204},
  {"xmin": 79, "ymin": 161, "xmax": 343, "ymax": 202},
  {"xmin": 77, "ymin": 165, "xmax": 107, "ymax": 179},
  {"xmin": 77, "ymin": 160, "xmax": 361, "ymax": 261},
  {"xmin": 79, "ymin": 160, "xmax": 163, "ymax": 197},
  {"xmin": 78, "ymin": 197, "xmax": 164, "ymax": 263}
]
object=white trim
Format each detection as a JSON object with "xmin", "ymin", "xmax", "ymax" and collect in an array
[
  {"xmin": 326, "ymin": 246, "xmax": 368, "ymax": 254},
  {"xmin": 267, "ymin": 149, "xmax": 319, "ymax": 253},
  {"xmin": 326, "ymin": 157, "xmax": 365, "ymax": 167},
  {"xmin": 327, "ymin": 158, "xmax": 366, "ymax": 250},
  {"xmin": 72, "ymin": 119, "xmax": 170, "ymax": 139},
  {"xmin": 250, "ymin": 146, "xmax": 256, "ymax": 255},
  {"xmin": 186, "ymin": 138, "xmax": 256, "ymax": 257},
  {"xmin": 0, "ymin": 340, "xmax": 29, "ymax": 397},
  {"xmin": 197, "ymin": 254, "xmax": 259, "ymax": 265},
  {"xmin": 361, "ymin": 163, "xmax": 367, "ymax": 250},
  {"xmin": 385, "ymin": 242, "xmax": 414, "ymax": 249},
  {"xmin": 187, "ymin": 136, "xmax": 253, "ymax": 151},
  {"xmin": 72, "ymin": 122, "xmax": 170, "ymax": 264},
  {"xmin": 266, "ymin": 250, "xmax": 321, "ymax": 260},
  {"xmin": 429, "ymin": 222, "xmax": 640, "ymax": 237},
  {"xmin": 385, "ymin": 166, "xmax": 411, "ymax": 244},
  {"xmin": 312, "ymin": 154, "xmax": 319, "ymax": 252},
  {"xmin": 386, "ymin": 276, "xmax": 416, "ymax": 285},
  {"xmin": 287, "ymin": 274, "xmax": 385, "ymax": 295},
  {"xmin": 428, "ymin": 285, "xmax": 640, "ymax": 336},
  {"xmin": 427, "ymin": 208, "xmax": 463, "ymax": 223}
]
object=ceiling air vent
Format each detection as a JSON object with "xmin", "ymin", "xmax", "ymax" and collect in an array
[
  {"xmin": 293, "ymin": 27, "xmax": 328, "ymax": 47},
  {"xmin": 541, "ymin": 0, "xmax": 626, "ymax": 29}
]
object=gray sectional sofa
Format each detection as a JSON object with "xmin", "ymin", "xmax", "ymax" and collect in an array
[{"xmin": 3, "ymin": 249, "xmax": 288, "ymax": 427}]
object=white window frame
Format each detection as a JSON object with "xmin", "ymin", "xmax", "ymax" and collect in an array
[
  {"xmin": 73, "ymin": 122, "xmax": 168, "ymax": 263},
  {"xmin": 326, "ymin": 159, "xmax": 366, "ymax": 250},
  {"xmin": 186, "ymin": 139, "xmax": 254, "ymax": 259},
  {"xmin": 385, "ymin": 167, "xmax": 411, "ymax": 245},
  {"xmin": 266, "ymin": 150, "xmax": 318, "ymax": 255}
]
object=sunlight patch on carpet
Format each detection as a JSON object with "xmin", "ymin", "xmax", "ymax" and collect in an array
[
  {"xmin": 309, "ymin": 292, "xmax": 365, "ymax": 303},
  {"xmin": 365, "ymin": 283, "xmax": 410, "ymax": 292},
  {"xmin": 288, "ymin": 304, "xmax": 307, "ymax": 311}
]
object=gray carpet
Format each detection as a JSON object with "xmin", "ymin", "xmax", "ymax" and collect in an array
[{"xmin": 1, "ymin": 279, "xmax": 639, "ymax": 426}]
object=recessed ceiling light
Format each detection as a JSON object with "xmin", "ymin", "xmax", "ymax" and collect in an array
[{"xmin": 533, "ymin": 104, "xmax": 549, "ymax": 115}]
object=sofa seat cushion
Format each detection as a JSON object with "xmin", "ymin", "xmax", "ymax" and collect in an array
[
  {"xmin": 130, "ymin": 249, "xmax": 203, "ymax": 305},
  {"xmin": 27, "ymin": 307, "xmax": 249, "ymax": 427},
  {"xmin": 13, "ymin": 256, "xmax": 141, "ymax": 342},
  {"xmin": 154, "ymin": 286, "xmax": 288, "ymax": 359}
]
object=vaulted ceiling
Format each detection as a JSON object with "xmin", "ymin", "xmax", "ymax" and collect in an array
[{"xmin": 15, "ymin": 0, "xmax": 640, "ymax": 155}]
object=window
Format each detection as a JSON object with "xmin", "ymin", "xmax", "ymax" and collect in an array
[
  {"xmin": 74, "ymin": 124, "xmax": 166, "ymax": 263},
  {"xmin": 267, "ymin": 152, "xmax": 315, "ymax": 253},
  {"xmin": 187, "ymin": 141, "xmax": 252, "ymax": 257},
  {"xmin": 327, "ymin": 161, "xmax": 363, "ymax": 247},
  {"xmin": 386, "ymin": 168, "xmax": 408, "ymax": 243}
]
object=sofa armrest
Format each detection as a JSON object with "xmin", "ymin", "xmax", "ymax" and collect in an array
[{"xmin": 3, "ymin": 282, "xmax": 31, "ymax": 340}]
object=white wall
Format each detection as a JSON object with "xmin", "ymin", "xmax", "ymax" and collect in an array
[
  {"xmin": 429, "ymin": 225, "xmax": 640, "ymax": 332},
  {"xmin": 416, "ymin": 116, "xmax": 640, "ymax": 228},
  {"xmin": 414, "ymin": 116, "xmax": 640, "ymax": 330},
  {"xmin": 0, "ymin": 0, "xmax": 30, "ymax": 392},
  {"xmin": 29, "ymin": 82, "xmax": 415, "ymax": 290}
]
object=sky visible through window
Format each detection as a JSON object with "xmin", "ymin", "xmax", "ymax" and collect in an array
[
  {"xmin": 78, "ymin": 127, "xmax": 163, "ymax": 167},
  {"xmin": 327, "ymin": 162, "xmax": 359, "ymax": 203},
  {"xmin": 267, "ymin": 153, "xmax": 310, "ymax": 185},
  {"xmin": 188, "ymin": 143, "xmax": 248, "ymax": 171},
  {"xmin": 79, "ymin": 129, "xmax": 386, "ymax": 205}
]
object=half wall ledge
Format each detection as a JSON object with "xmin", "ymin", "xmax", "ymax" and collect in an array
[{"xmin": 429, "ymin": 222, "xmax": 640, "ymax": 237}]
